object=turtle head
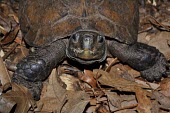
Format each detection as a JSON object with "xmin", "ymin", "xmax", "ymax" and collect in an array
[{"xmin": 66, "ymin": 30, "xmax": 107, "ymax": 64}]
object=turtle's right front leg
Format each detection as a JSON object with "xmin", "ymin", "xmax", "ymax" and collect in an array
[
  {"xmin": 107, "ymin": 40, "xmax": 168, "ymax": 82},
  {"xmin": 12, "ymin": 40, "xmax": 66, "ymax": 100}
]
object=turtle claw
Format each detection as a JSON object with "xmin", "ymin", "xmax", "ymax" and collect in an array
[
  {"xmin": 163, "ymin": 62, "xmax": 170, "ymax": 77},
  {"xmin": 12, "ymin": 74, "xmax": 42, "ymax": 100},
  {"xmin": 140, "ymin": 54, "xmax": 169, "ymax": 82}
]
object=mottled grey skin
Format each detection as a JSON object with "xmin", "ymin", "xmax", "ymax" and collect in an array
[
  {"xmin": 107, "ymin": 40, "xmax": 168, "ymax": 81},
  {"xmin": 12, "ymin": 0, "xmax": 169, "ymax": 100},
  {"xmin": 13, "ymin": 40, "xmax": 66, "ymax": 100}
]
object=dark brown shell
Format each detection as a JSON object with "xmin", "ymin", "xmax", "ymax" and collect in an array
[{"xmin": 19, "ymin": 0, "xmax": 139, "ymax": 46}]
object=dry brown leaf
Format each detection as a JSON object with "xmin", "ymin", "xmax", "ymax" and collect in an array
[
  {"xmin": 14, "ymin": 36, "xmax": 22, "ymax": 45},
  {"xmin": 135, "ymin": 79, "xmax": 160, "ymax": 90},
  {"xmin": 39, "ymin": 69, "xmax": 67, "ymax": 112},
  {"xmin": 151, "ymin": 100, "xmax": 159, "ymax": 113},
  {"xmin": 97, "ymin": 106, "xmax": 111, "ymax": 113},
  {"xmin": 0, "ymin": 49, "xmax": 5, "ymax": 57},
  {"xmin": 86, "ymin": 106, "xmax": 97, "ymax": 113},
  {"xmin": 0, "ymin": 1, "xmax": 18, "ymax": 32},
  {"xmin": 37, "ymin": 97, "xmax": 59, "ymax": 112},
  {"xmin": 0, "ymin": 25, "xmax": 7, "ymax": 35},
  {"xmin": 135, "ymin": 87, "xmax": 152, "ymax": 113},
  {"xmin": 2, "ymin": 83, "xmax": 35, "ymax": 113},
  {"xmin": 40, "ymin": 69, "xmax": 90, "ymax": 113},
  {"xmin": 93, "ymin": 69, "xmax": 150, "ymax": 92},
  {"xmin": 159, "ymin": 110, "xmax": 170, "ymax": 113},
  {"xmin": 120, "ymin": 99, "xmax": 137, "ymax": 110},
  {"xmin": 108, "ymin": 95, "xmax": 137, "ymax": 112},
  {"xmin": 148, "ymin": 16, "xmax": 170, "ymax": 31},
  {"xmin": 127, "ymin": 68, "xmax": 140, "ymax": 78},
  {"xmin": 57, "ymin": 64, "xmax": 82, "ymax": 91},
  {"xmin": 138, "ymin": 31, "xmax": 170, "ymax": 59},
  {"xmin": 114, "ymin": 109, "xmax": 136, "ymax": 113},
  {"xmin": 0, "ymin": 94, "xmax": 16, "ymax": 113},
  {"xmin": 108, "ymin": 63, "xmax": 140, "ymax": 81},
  {"xmin": 0, "ymin": 25, "xmax": 19, "ymax": 45},
  {"xmin": 0, "ymin": 2, "xmax": 11, "ymax": 17},
  {"xmin": 0, "ymin": 56, "xmax": 11, "ymax": 85},
  {"xmin": 105, "ymin": 58, "xmax": 119, "ymax": 72},
  {"xmin": 12, "ymin": 45, "xmax": 29, "ymax": 63},
  {"xmin": 8, "ymin": 13, "xmax": 19, "ymax": 24},
  {"xmin": 148, "ymin": 31, "xmax": 170, "ymax": 59},
  {"xmin": 107, "ymin": 64, "xmax": 124, "ymax": 78},
  {"xmin": 159, "ymin": 78, "xmax": 170, "ymax": 97},
  {"xmin": 61, "ymin": 91, "xmax": 90, "ymax": 113},
  {"xmin": 105, "ymin": 92, "xmax": 122, "ymax": 109},
  {"xmin": 79, "ymin": 69, "xmax": 97, "ymax": 88},
  {"xmin": 60, "ymin": 74, "xmax": 81, "ymax": 91},
  {"xmin": 153, "ymin": 91, "xmax": 170, "ymax": 109}
]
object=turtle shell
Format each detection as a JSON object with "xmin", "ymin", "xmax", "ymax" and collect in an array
[{"xmin": 19, "ymin": 0, "xmax": 139, "ymax": 46}]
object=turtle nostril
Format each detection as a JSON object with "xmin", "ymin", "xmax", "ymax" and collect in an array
[{"xmin": 84, "ymin": 37, "xmax": 90, "ymax": 42}]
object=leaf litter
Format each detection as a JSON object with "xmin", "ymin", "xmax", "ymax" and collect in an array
[{"xmin": 0, "ymin": 0, "xmax": 170, "ymax": 113}]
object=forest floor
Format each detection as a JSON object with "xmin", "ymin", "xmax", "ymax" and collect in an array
[{"xmin": 0, "ymin": 0, "xmax": 170, "ymax": 113}]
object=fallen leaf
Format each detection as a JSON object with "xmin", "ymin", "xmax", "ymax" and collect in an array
[
  {"xmin": 40, "ymin": 69, "xmax": 90, "ymax": 113},
  {"xmin": 0, "ymin": 48, "xmax": 5, "ymax": 57},
  {"xmin": 0, "ymin": 56, "xmax": 11, "ymax": 85},
  {"xmin": 151, "ymin": 100, "xmax": 159, "ymax": 113},
  {"xmin": 135, "ymin": 79, "xmax": 160, "ymax": 90},
  {"xmin": 61, "ymin": 91, "xmax": 90, "ymax": 113},
  {"xmin": 0, "ymin": 25, "xmax": 19, "ymax": 45},
  {"xmin": 159, "ymin": 78, "xmax": 170, "ymax": 97},
  {"xmin": 135, "ymin": 87, "xmax": 152, "ymax": 113},
  {"xmin": 12, "ymin": 45, "xmax": 29, "ymax": 63},
  {"xmin": 153, "ymin": 91, "xmax": 170, "ymax": 109},
  {"xmin": 105, "ymin": 91, "xmax": 122, "ymax": 108},
  {"xmin": 148, "ymin": 16, "xmax": 170, "ymax": 31},
  {"xmin": 79, "ymin": 69, "xmax": 97, "ymax": 88},
  {"xmin": 2, "ymin": 83, "xmax": 35, "ymax": 113},
  {"xmin": 97, "ymin": 106, "xmax": 111, "ymax": 113},
  {"xmin": 0, "ymin": 94, "xmax": 16, "ymax": 113},
  {"xmin": 105, "ymin": 58, "xmax": 119, "ymax": 72},
  {"xmin": 60, "ymin": 74, "xmax": 81, "ymax": 91},
  {"xmin": 114, "ymin": 109, "xmax": 136, "ymax": 113},
  {"xmin": 93, "ymin": 69, "xmax": 150, "ymax": 92},
  {"xmin": 148, "ymin": 31, "xmax": 170, "ymax": 59}
]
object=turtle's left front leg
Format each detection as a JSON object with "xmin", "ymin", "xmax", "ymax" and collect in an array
[
  {"xmin": 107, "ymin": 40, "xmax": 169, "ymax": 82},
  {"xmin": 12, "ymin": 40, "xmax": 66, "ymax": 100}
]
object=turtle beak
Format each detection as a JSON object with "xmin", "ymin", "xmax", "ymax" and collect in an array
[
  {"xmin": 80, "ymin": 35, "xmax": 94, "ymax": 58},
  {"xmin": 79, "ymin": 49, "xmax": 94, "ymax": 59}
]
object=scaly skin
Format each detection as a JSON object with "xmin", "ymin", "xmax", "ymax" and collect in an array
[
  {"xmin": 12, "ymin": 40, "xmax": 66, "ymax": 100},
  {"xmin": 107, "ymin": 40, "xmax": 168, "ymax": 82}
]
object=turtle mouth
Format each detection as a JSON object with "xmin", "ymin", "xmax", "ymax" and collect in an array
[
  {"xmin": 67, "ymin": 48, "xmax": 107, "ymax": 64},
  {"xmin": 70, "ymin": 48, "xmax": 101, "ymax": 59},
  {"xmin": 66, "ymin": 30, "xmax": 107, "ymax": 64}
]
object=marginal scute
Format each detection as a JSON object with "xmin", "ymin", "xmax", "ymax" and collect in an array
[{"xmin": 19, "ymin": 0, "xmax": 139, "ymax": 46}]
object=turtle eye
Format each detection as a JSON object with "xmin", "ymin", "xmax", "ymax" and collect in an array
[
  {"xmin": 97, "ymin": 35, "xmax": 104, "ymax": 43},
  {"xmin": 72, "ymin": 33, "xmax": 79, "ymax": 43}
]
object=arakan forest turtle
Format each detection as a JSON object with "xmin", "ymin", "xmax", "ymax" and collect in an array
[{"xmin": 13, "ymin": 0, "xmax": 169, "ymax": 100}]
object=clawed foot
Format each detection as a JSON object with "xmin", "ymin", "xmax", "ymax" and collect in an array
[
  {"xmin": 12, "ymin": 55, "xmax": 48, "ymax": 100},
  {"xmin": 140, "ymin": 54, "xmax": 169, "ymax": 82},
  {"xmin": 12, "ymin": 74, "xmax": 42, "ymax": 100}
]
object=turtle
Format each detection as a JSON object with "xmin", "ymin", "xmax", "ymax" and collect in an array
[{"xmin": 12, "ymin": 0, "xmax": 169, "ymax": 100}]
